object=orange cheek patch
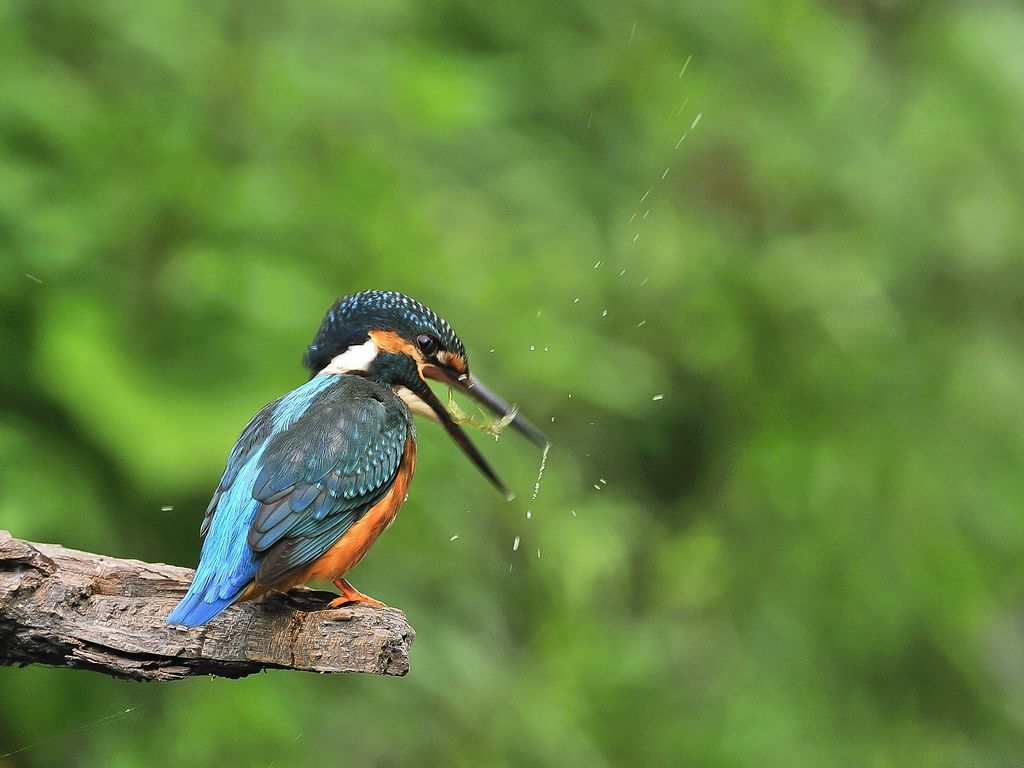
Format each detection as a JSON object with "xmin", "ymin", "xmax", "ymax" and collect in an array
[
  {"xmin": 438, "ymin": 352, "xmax": 467, "ymax": 374},
  {"xmin": 369, "ymin": 330, "xmax": 418, "ymax": 358}
]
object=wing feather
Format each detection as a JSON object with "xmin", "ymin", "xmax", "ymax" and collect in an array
[
  {"xmin": 246, "ymin": 379, "xmax": 412, "ymax": 585},
  {"xmin": 169, "ymin": 375, "xmax": 413, "ymax": 628}
]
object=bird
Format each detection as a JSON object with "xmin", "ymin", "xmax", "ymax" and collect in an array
[{"xmin": 167, "ymin": 289, "xmax": 548, "ymax": 627}]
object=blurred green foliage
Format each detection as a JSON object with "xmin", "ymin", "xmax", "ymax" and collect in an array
[{"xmin": 2, "ymin": 0, "xmax": 1024, "ymax": 766}]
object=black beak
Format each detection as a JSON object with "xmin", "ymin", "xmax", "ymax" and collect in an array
[{"xmin": 418, "ymin": 364, "xmax": 550, "ymax": 500}]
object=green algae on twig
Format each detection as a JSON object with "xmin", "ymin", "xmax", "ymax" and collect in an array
[{"xmin": 446, "ymin": 391, "xmax": 518, "ymax": 440}]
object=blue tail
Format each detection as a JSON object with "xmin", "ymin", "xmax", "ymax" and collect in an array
[
  {"xmin": 167, "ymin": 550, "xmax": 260, "ymax": 627},
  {"xmin": 166, "ymin": 579, "xmax": 242, "ymax": 627},
  {"xmin": 168, "ymin": 442, "xmax": 270, "ymax": 627}
]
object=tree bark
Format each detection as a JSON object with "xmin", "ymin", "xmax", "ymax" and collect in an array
[{"xmin": 0, "ymin": 531, "xmax": 414, "ymax": 681}]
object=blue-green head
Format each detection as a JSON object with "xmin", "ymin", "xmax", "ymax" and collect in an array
[{"xmin": 303, "ymin": 290, "xmax": 548, "ymax": 499}]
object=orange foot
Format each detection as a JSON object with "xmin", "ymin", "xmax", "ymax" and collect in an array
[{"xmin": 327, "ymin": 578, "xmax": 387, "ymax": 609}]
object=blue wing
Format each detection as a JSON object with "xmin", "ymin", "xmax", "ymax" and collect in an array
[{"xmin": 167, "ymin": 375, "xmax": 413, "ymax": 627}]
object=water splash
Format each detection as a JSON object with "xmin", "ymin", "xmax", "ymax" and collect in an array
[{"xmin": 531, "ymin": 442, "xmax": 550, "ymax": 501}]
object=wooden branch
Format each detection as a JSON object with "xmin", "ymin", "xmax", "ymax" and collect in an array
[{"xmin": 0, "ymin": 531, "xmax": 414, "ymax": 681}]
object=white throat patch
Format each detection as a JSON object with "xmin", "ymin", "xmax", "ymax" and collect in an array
[
  {"xmin": 394, "ymin": 385, "xmax": 439, "ymax": 422},
  {"xmin": 319, "ymin": 339, "xmax": 380, "ymax": 375}
]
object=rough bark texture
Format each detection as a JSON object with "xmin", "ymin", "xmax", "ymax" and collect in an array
[{"xmin": 0, "ymin": 531, "xmax": 414, "ymax": 681}]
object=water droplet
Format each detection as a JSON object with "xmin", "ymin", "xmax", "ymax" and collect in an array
[
  {"xmin": 531, "ymin": 443, "xmax": 550, "ymax": 501},
  {"xmin": 652, "ymin": 394, "xmax": 664, "ymax": 401},
  {"xmin": 513, "ymin": 536, "xmax": 521, "ymax": 551},
  {"xmin": 449, "ymin": 534, "xmax": 459, "ymax": 542},
  {"xmin": 160, "ymin": 505, "xmax": 174, "ymax": 512}
]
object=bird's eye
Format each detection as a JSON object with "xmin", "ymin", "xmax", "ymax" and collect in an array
[{"xmin": 416, "ymin": 334, "xmax": 440, "ymax": 357}]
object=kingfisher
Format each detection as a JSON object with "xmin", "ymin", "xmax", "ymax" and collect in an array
[{"xmin": 167, "ymin": 289, "xmax": 548, "ymax": 627}]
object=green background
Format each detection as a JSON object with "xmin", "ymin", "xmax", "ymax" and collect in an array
[{"xmin": 2, "ymin": 1, "xmax": 1024, "ymax": 766}]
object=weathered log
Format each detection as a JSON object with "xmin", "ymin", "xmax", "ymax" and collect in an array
[{"xmin": 0, "ymin": 531, "xmax": 414, "ymax": 681}]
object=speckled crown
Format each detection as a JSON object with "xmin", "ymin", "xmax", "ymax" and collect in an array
[{"xmin": 303, "ymin": 290, "xmax": 466, "ymax": 373}]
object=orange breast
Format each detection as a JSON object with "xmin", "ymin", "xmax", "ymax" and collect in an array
[{"xmin": 240, "ymin": 436, "xmax": 416, "ymax": 600}]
